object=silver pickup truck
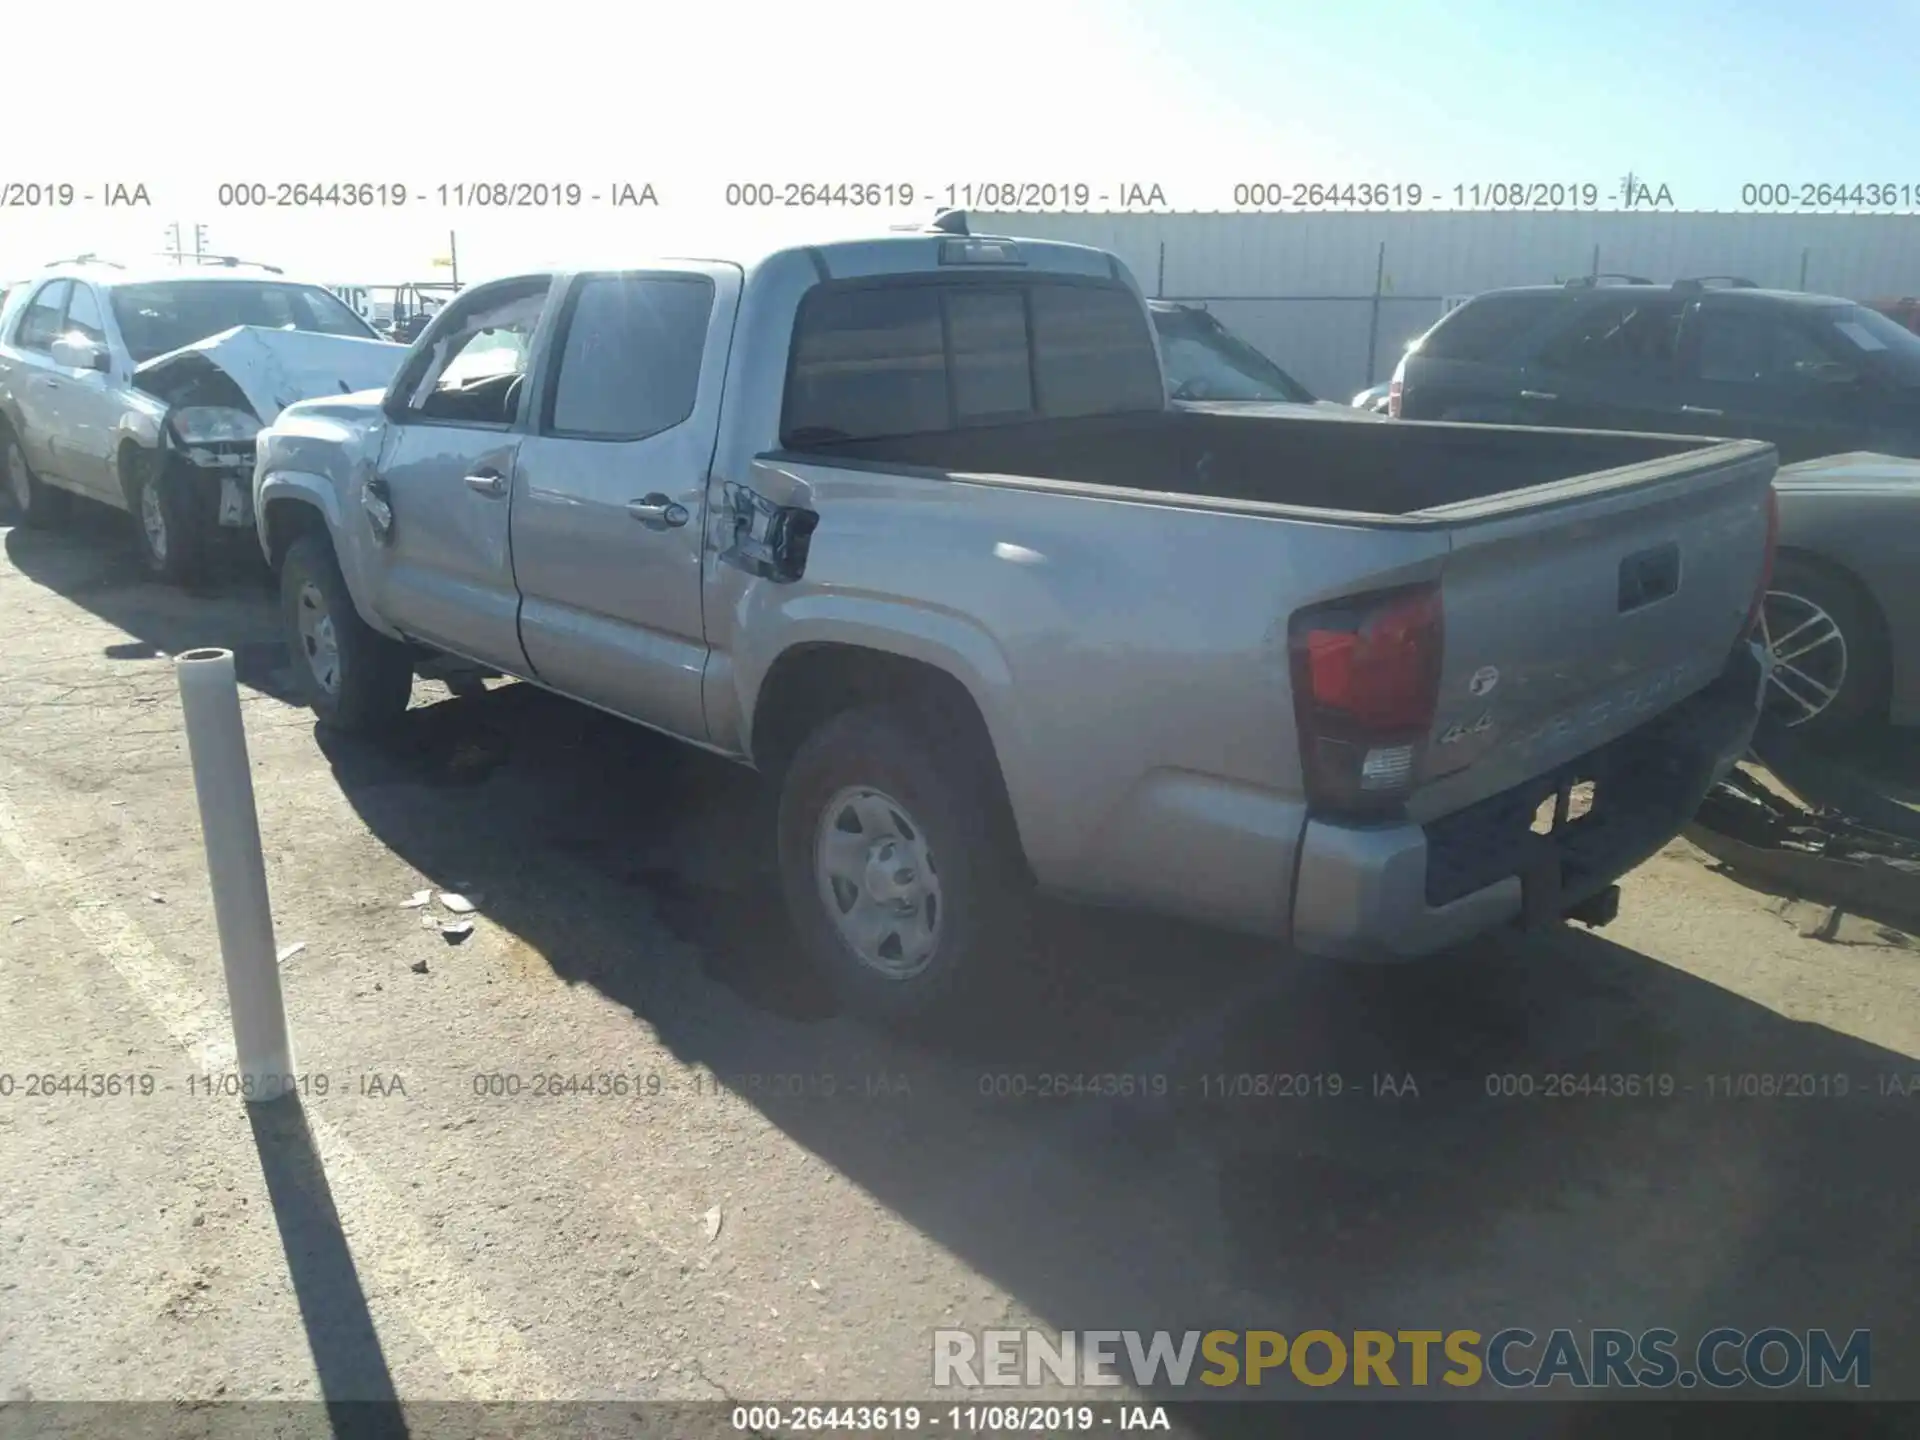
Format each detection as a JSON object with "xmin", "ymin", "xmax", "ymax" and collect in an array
[{"xmin": 253, "ymin": 224, "xmax": 1776, "ymax": 1023}]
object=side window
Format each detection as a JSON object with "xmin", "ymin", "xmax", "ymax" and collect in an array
[
  {"xmin": 1769, "ymin": 320, "xmax": 1856, "ymax": 385},
  {"xmin": 545, "ymin": 275, "xmax": 713, "ymax": 440},
  {"xmin": 62, "ymin": 284, "xmax": 107, "ymax": 347},
  {"xmin": 1418, "ymin": 294, "xmax": 1559, "ymax": 363},
  {"xmin": 1693, "ymin": 311, "xmax": 1857, "ymax": 386},
  {"xmin": 1029, "ymin": 284, "xmax": 1165, "ymax": 417},
  {"xmin": 397, "ymin": 279, "xmax": 550, "ymax": 426},
  {"xmin": 1536, "ymin": 298, "xmax": 1683, "ymax": 377},
  {"xmin": 784, "ymin": 287, "xmax": 947, "ymax": 443},
  {"xmin": 15, "ymin": 281, "xmax": 72, "ymax": 353}
]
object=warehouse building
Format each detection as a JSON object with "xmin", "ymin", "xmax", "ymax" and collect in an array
[{"xmin": 974, "ymin": 211, "xmax": 1920, "ymax": 401}]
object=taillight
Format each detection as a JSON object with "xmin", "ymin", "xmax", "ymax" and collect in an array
[
  {"xmin": 1387, "ymin": 377, "xmax": 1403, "ymax": 419},
  {"xmin": 1289, "ymin": 582, "xmax": 1444, "ymax": 816},
  {"xmin": 1745, "ymin": 486, "xmax": 1779, "ymax": 637}
]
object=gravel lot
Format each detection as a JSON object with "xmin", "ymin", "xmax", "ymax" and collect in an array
[{"xmin": 2, "ymin": 510, "xmax": 1917, "ymax": 1417}]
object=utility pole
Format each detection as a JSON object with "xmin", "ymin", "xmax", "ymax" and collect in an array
[{"xmin": 164, "ymin": 221, "xmax": 213, "ymax": 265}]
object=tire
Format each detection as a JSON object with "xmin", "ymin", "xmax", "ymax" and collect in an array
[
  {"xmin": 280, "ymin": 533, "xmax": 414, "ymax": 732},
  {"xmin": 129, "ymin": 456, "xmax": 209, "ymax": 585},
  {"xmin": 2, "ymin": 430, "xmax": 68, "ymax": 529},
  {"xmin": 1759, "ymin": 555, "xmax": 1889, "ymax": 738},
  {"xmin": 776, "ymin": 704, "xmax": 1029, "ymax": 1026}
]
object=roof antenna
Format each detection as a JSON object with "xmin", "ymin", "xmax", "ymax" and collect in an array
[{"xmin": 928, "ymin": 209, "xmax": 970, "ymax": 235}]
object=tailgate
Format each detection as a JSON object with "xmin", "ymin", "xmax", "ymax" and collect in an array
[{"xmin": 1409, "ymin": 439, "xmax": 1775, "ymax": 822}]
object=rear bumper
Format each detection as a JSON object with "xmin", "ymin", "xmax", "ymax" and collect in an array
[{"xmin": 1290, "ymin": 639, "xmax": 1767, "ymax": 961}]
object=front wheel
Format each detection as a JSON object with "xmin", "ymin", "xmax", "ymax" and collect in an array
[
  {"xmin": 280, "ymin": 533, "xmax": 414, "ymax": 732},
  {"xmin": 776, "ymin": 705, "xmax": 1029, "ymax": 1027},
  {"xmin": 130, "ymin": 458, "xmax": 209, "ymax": 585}
]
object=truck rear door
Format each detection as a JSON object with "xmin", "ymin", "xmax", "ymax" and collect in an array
[
  {"xmin": 1410, "ymin": 439, "xmax": 1775, "ymax": 822},
  {"xmin": 512, "ymin": 263, "xmax": 741, "ymax": 743}
]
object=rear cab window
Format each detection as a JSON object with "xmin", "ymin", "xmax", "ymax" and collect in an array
[{"xmin": 781, "ymin": 277, "xmax": 1163, "ymax": 445}]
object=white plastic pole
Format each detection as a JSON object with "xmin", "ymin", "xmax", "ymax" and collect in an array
[{"xmin": 175, "ymin": 648, "xmax": 294, "ymax": 1102}]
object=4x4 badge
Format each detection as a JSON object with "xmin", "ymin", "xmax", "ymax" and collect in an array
[
  {"xmin": 1439, "ymin": 711, "xmax": 1495, "ymax": 745},
  {"xmin": 1468, "ymin": 665, "xmax": 1500, "ymax": 697}
]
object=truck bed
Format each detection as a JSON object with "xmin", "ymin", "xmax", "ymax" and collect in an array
[{"xmin": 790, "ymin": 409, "xmax": 1713, "ymax": 516}]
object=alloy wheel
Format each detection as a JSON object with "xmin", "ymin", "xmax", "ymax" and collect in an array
[
  {"xmin": 140, "ymin": 480, "xmax": 169, "ymax": 564},
  {"xmin": 1759, "ymin": 588, "xmax": 1848, "ymax": 726}
]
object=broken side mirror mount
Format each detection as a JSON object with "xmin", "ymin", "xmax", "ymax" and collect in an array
[{"xmin": 718, "ymin": 482, "xmax": 817, "ymax": 584}]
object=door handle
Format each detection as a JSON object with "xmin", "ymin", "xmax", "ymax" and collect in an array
[
  {"xmin": 37, "ymin": 377, "xmax": 60, "ymax": 388},
  {"xmin": 627, "ymin": 494, "xmax": 689, "ymax": 530},
  {"xmin": 464, "ymin": 471, "xmax": 508, "ymax": 498},
  {"xmin": 1681, "ymin": 405, "xmax": 1724, "ymax": 417},
  {"xmin": 1520, "ymin": 389, "xmax": 1557, "ymax": 401}
]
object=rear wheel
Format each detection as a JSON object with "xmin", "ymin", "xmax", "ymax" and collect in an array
[
  {"xmin": 2, "ymin": 432, "xmax": 67, "ymax": 528},
  {"xmin": 1759, "ymin": 555, "xmax": 1888, "ymax": 736},
  {"xmin": 280, "ymin": 533, "xmax": 414, "ymax": 732},
  {"xmin": 776, "ymin": 705, "xmax": 1028, "ymax": 1027}
]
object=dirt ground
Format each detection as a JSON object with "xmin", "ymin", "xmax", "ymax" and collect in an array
[{"xmin": 2, "ymin": 510, "xmax": 1917, "ymax": 1420}]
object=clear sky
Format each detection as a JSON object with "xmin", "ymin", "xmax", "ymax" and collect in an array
[{"xmin": 3, "ymin": 0, "xmax": 1914, "ymax": 287}]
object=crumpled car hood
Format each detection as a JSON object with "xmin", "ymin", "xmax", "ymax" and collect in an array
[{"xmin": 133, "ymin": 325, "xmax": 407, "ymax": 425}]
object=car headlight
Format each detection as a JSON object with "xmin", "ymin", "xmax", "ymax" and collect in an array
[{"xmin": 169, "ymin": 406, "xmax": 261, "ymax": 445}]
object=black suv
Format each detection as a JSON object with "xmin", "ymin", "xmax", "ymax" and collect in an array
[{"xmin": 1391, "ymin": 278, "xmax": 1920, "ymax": 463}]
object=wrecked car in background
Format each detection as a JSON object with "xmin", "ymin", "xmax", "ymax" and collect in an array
[{"xmin": 0, "ymin": 259, "xmax": 404, "ymax": 583}]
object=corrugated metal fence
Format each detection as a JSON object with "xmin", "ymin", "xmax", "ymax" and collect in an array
[{"xmin": 975, "ymin": 211, "xmax": 1920, "ymax": 401}]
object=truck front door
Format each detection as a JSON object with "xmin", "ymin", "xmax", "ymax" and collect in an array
[
  {"xmin": 511, "ymin": 264, "xmax": 741, "ymax": 742},
  {"xmin": 365, "ymin": 275, "xmax": 553, "ymax": 668}
]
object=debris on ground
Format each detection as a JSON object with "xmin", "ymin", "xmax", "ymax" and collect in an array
[
  {"xmin": 1686, "ymin": 762, "xmax": 1920, "ymax": 935},
  {"xmin": 400, "ymin": 889, "xmax": 432, "ymax": 909},
  {"xmin": 409, "ymin": 958, "xmax": 429, "ymax": 974},
  {"xmin": 276, "ymin": 942, "xmax": 307, "ymax": 965},
  {"xmin": 149, "ymin": 893, "xmax": 165, "ymax": 904},
  {"xmin": 1764, "ymin": 897, "xmax": 1915, "ymax": 949},
  {"xmin": 439, "ymin": 892, "xmax": 477, "ymax": 914},
  {"xmin": 440, "ymin": 920, "xmax": 474, "ymax": 944},
  {"xmin": 702, "ymin": 1205, "xmax": 724, "ymax": 1242}
]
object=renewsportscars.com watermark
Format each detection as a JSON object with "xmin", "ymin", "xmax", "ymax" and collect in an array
[{"xmin": 933, "ymin": 1327, "xmax": 1872, "ymax": 1391}]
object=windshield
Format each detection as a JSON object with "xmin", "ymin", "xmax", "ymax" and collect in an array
[
  {"xmin": 1821, "ymin": 304, "xmax": 1920, "ymax": 385},
  {"xmin": 1152, "ymin": 309, "xmax": 1316, "ymax": 403},
  {"xmin": 110, "ymin": 280, "xmax": 377, "ymax": 362}
]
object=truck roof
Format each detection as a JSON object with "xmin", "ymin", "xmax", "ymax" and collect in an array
[{"xmin": 524, "ymin": 231, "xmax": 1131, "ymax": 288}]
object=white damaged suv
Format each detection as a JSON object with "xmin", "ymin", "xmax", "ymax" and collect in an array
[{"xmin": 0, "ymin": 258, "xmax": 404, "ymax": 583}]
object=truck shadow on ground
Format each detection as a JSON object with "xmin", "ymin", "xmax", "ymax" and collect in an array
[{"xmin": 315, "ymin": 681, "xmax": 1920, "ymax": 1407}]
